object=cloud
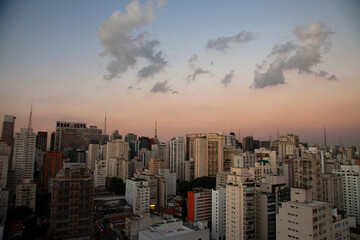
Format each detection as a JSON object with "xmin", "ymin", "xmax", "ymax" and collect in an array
[
  {"xmin": 98, "ymin": 0, "xmax": 167, "ymax": 81},
  {"xmin": 207, "ymin": 31, "xmax": 255, "ymax": 52},
  {"xmin": 128, "ymin": 85, "xmax": 141, "ymax": 90},
  {"xmin": 327, "ymin": 75, "xmax": 337, "ymax": 81},
  {"xmin": 186, "ymin": 67, "xmax": 209, "ymax": 83},
  {"xmin": 151, "ymin": 80, "xmax": 174, "ymax": 93},
  {"xmin": 221, "ymin": 70, "xmax": 234, "ymax": 86},
  {"xmin": 251, "ymin": 22, "xmax": 336, "ymax": 89},
  {"xmin": 186, "ymin": 54, "xmax": 209, "ymax": 83}
]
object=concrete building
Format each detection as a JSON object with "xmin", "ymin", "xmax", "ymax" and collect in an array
[
  {"xmin": 0, "ymin": 190, "xmax": 8, "ymax": 224},
  {"xmin": 333, "ymin": 165, "xmax": 360, "ymax": 225},
  {"xmin": 54, "ymin": 121, "xmax": 102, "ymax": 151},
  {"xmin": 212, "ymin": 187, "xmax": 226, "ymax": 240},
  {"xmin": 321, "ymin": 173, "xmax": 344, "ymax": 210},
  {"xmin": 255, "ymin": 175, "xmax": 289, "ymax": 240},
  {"xmin": 135, "ymin": 172, "xmax": 167, "ymax": 208},
  {"xmin": 15, "ymin": 178, "xmax": 36, "ymax": 211},
  {"xmin": 125, "ymin": 178, "xmax": 150, "ymax": 216},
  {"xmin": 226, "ymin": 168, "xmax": 256, "ymax": 240},
  {"xmin": 139, "ymin": 219, "xmax": 210, "ymax": 240},
  {"xmin": 277, "ymin": 188, "xmax": 333, "ymax": 240},
  {"xmin": 242, "ymin": 136, "xmax": 254, "ymax": 152},
  {"xmin": 148, "ymin": 158, "xmax": 165, "ymax": 175},
  {"xmin": 139, "ymin": 148, "xmax": 151, "ymax": 168},
  {"xmin": 169, "ymin": 137, "xmax": 185, "ymax": 180},
  {"xmin": 42, "ymin": 151, "xmax": 63, "ymax": 192},
  {"xmin": 194, "ymin": 137, "xmax": 208, "ymax": 179},
  {"xmin": 50, "ymin": 163, "xmax": 94, "ymax": 239},
  {"xmin": 118, "ymin": 158, "xmax": 134, "ymax": 182},
  {"xmin": 159, "ymin": 169, "xmax": 176, "ymax": 196},
  {"xmin": 94, "ymin": 160, "xmax": 107, "ymax": 190},
  {"xmin": 294, "ymin": 152, "xmax": 322, "ymax": 200},
  {"xmin": 0, "ymin": 143, "xmax": 10, "ymax": 189},
  {"xmin": 124, "ymin": 214, "xmax": 162, "ymax": 240},
  {"xmin": 12, "ymin": 128, "xmax": 36, "ymax": 191},
  {"xmin": 87, "ymin": 142, "xmax": 99, "ymax": 171},
  {"xmin": 184, "ymin": 159, "xmax": 194, "ymax": 182},
  {"xmin": 233, "ymin": 152, "xmax": 256, "ymax": 168},
  {"xmin": 187, "ymin": 188, "xmax": 212, "ymax": 223},
  {"xmin": 106, "ymin": 139, "xmax": 130, "ymax": 176},
  {"xmin": 1, "ymin": 115, "xmax": 16, "ymax": 147}
]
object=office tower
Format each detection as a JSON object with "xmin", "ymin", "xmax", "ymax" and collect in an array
[
  {"xmin": 15, "ymin": 178, "xmax": 36, "ymax": 211},
  {"xmin": 184, "ymin": 159, "xmax": 194, "ymax": 182},
  {"xmin": 333, "ymin": 165, "xmax": 360, "ymax": 225},
  {"xmin": 148, "ymin": 158, "xmax": 165, "ymax": 175},
  {"xmin": 242, "ymin": 136, "xmax": 254, "ymax": 152},
  {"xmin": 0, "ymin": 142, "xmax": 10, "ymax": 189},
  {"xmin": 50, "ymin": 163, "xmax": 94, "ymax": 239},
  {"xmin": 42, "ymin": 151, "xmax": 63, "ymax": 192},
  {"xmin": 106, "ymin": 139, "xmax": 130, "ymax": 176},
  {"xmin": 94, "ymin": 160, "xmax": 106, "ymax": 190},
  {"xmin": 294, "ymin": 152, "xmax": 322, "ymax": 200},
  {"xmin": 54, "ymin": 121, "xmax": 102, "ymax": 151},
  {"xmin": 1, "ymin": 115, "xmax": 16, "ymax": 147},
  {"xmin": 187, "ymin": 133, "xmax": 225, "ymax": 178},
  {"xmin": 151, "ymin": 142, "xmax": 169, "ymax": 166},
  {"xmin": 12, "ymin": 128, "xmax": 36, "ymax": 189},
  {"xmin": 125, "ymin": 178, "xmax": 150, "ymax": 216},
  {"xmin": 255, "ymin": 175, "xmax": 289, "ymax": 240},
  {"xmin": 187, "ymin": 188, "xmax": 212, "ymax": 223},
  {"xmin": 138, "ymin": 219, "xmax": 210, "ymax": 240},
  {"xmin": 223, "ymin": 146, "xmax": 241, "ymax": 171},
  {"xmin": 139, "ymin": 137, "xmax": 151, "ymax": 150},
  {"xmin": 276, "ymin": 188, "xmax": 333, "ymax": 240},
  {"xmin": 320, "ymin": 173, "xmax": 343, "ymax": 210},
  {"xmin": 50, "ymin": 132, "xmax": 55, "ymax": 151},
  {"xmin": 159, "ymin": 169, "xmax": 176, "ymax": 196},
  {"xmin": 212, "ymin": 187, "xmax": 226, "ymax": 240},
  {"xmin": 226, "ymin": 168, "xmax": 255, "ymax": 240},
  {"xmin": 125, "ymin": 133, "xmax": 137, "ymax": 143},
  {"xmin": 36, "ymin": 131, "xmax": 47, "ymax": 151},
  {"xmin": 87, "ymin": 142, "xmax": 99, "ymax": 171},
  {"xmin": 169, "ymin": 137, "xmax": 185, "ymax": 180}
]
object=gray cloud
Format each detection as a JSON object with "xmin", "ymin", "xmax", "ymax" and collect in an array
[
  {"xmin": 221, "ymin": 70, "xmax": 234, "ymax": 86},
  {"xmin": 98, "ymin": 1, "xmax": 167, "ymax": 81},
  {"xmin": 207, "ymin": 31, "xmax": 255, "ymax": 52},
  {"xmin": 188, "ymin": 54, "xmax": 198, "ymax": 64},
  {"xmin": 186, "ymin": 67, "xmax": 209, "ymax": 83},
  {"xmin": 251, "ymin": 22, "xmax": 336, "ymax": 89},
  {"xmin": 327, "ymin": 75, "xmax": 337, "ymax": 81},
  {"xmin": 151, "ymin": 80, "xmax": 174, "ymax": 93}
]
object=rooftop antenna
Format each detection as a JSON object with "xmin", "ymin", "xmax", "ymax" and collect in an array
[
  {"xmin": 27, "ymin": 101, "xmax": 33, "ymax": 131},
  {"xmin": 277, "ymin": 128, "xmax": 279, "ymax": 141},
  {"xmin": 324, "ymin": 124, "xmax": 327, "ymax": 148},
  {"xmin": 155, "ymin": 120, "xmax": 158, "ymax": 140}
]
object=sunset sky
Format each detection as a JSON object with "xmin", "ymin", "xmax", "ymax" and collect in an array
[{"xmin": 0, "ymin": 0, "xmax": 359, "ymax": 146}]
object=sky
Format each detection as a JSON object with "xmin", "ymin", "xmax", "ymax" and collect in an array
[{"xmin": 0, "ymin": 0, "xmax": 359, "ymax": 146}]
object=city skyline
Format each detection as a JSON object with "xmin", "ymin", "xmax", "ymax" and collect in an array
[{"xmin": 0, "ymin": 0, "xmax": 359, "ymax": 146}]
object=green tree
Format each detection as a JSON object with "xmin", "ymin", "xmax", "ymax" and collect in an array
[{"xmin": 108, "ymin": 177, "xmax": 126, "ymax": 195}]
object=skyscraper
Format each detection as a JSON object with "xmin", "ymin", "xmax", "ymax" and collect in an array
[
  {"xmin": 36, "ymin": 131, "xmax": 48, "ymax": 151},
  {"xmin": 169, "ymin": 136, "xmax": 185, "ymax": 180},
  {"xmin": 11, "ymin": 128, "xmax": 36, "ymax": 192},
  {"xmin": 42, "ymin": 151, "xmax": 63, "ymax": 192},
  {"xmin": 1, "ymin": 115, "xmax": 16, "ymax": 147}
]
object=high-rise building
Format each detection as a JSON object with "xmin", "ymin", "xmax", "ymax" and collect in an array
[
  {"xmin": 87, "ymin": 142, "xmax": 99, "ymax": 171},
  {"xmin": 187, "ymin": 188, "xmax": 212, "ymax": 223},
  {"xmin": 276, "ymin": 188, "xmax": 333, "ymax": 240},
  {"xmin": 187, "ymin": 133, "xmax": 225, "ymax": 178},
  {"xmin": 139, "ymin": 148, "xmax": 151, "ymax": 168},
  {"xmin": 1, "ymin": 115, "xmax": 16, "ymax": 147},
  {"xmin": 184, "ymin": 159, "xmax": 194, "ymax": 182},
  {"xmin": 15, "ymin": 178, "xmax": 36, "ymax": 211},
  {"xmin": 242, "ymin": 136, "xmax": 254, "ymax": 152},
  {"xmin": 118, "ymin": 158, "xmax": 134, "ymax": 182},
  {"xmin": 94, "ymin": 160, "xmax": 106, "ymax": 190},
  {"xmin": 42, "ymin": 151, "xmax": 63, "ymax": 192},
  {"xmin": 255, "ymin": 175, "xmax": 290, "ymax": 240},
  {"xmin": 50, "ymin": 132, "xmax": 55, "ymax": 151},
  {"xmin": 333, "ymin": 165, "xmax": 360, "ymax": 225},
  {"xmin": 169, "ymin": 137, "xmax": 185, "ymax": 180},
  {"xmin": 54, "ymin": 121, "xmax": 102, "ymax": 151},
  {"xmin": 139, "ymin": 136, "xmax": 151, "ymax": 150},
  {"xmin": 0, "ymin": 142, "xmax": 10, "ymax": 189},
  {"xmin": 50, "ymin": 163, "xmax": 94, "ymax": 239},
  {"xmin": 226, "ymin": 168, "xmax": 256, "ymax": 240},
  {"xmin": 159, "ymin": 169, "xmax": 176, "ymax": 196},
  {"xmin": 12, "ymin": 128, "xmax": 36, "ymax": 191},
  {"xmin": 320, "ymin": 173, "xmax": 343, "ymax": 210},
  {"xmin": 212, "ymin": 187, "xmax": 226, "ymax": 240},
  {"xmin": 36, "ymin": 131, "xmax": 47, "ymax": 151},
  {"xmin": 148, "ymin": 158, "xmax": 165, "ymax": 175},
  {"xmin": 125, "ymin": 178, "xmax": 150, "ymax": 216},
  {"xmin": 106, "ymin": 139, "xmax": 130, "ymax": 176}
]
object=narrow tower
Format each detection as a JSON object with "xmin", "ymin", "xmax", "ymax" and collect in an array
[
  {"xmin": 154, "ymin": 120, "xmax": 158, "ymax": 142},
  {"xmin": 28, "ymin": 101, "xmax": 33, "ymax": 131},
  {"xmin": 323, "ymin": 124, "xmax": 327, "ymax": 148}
]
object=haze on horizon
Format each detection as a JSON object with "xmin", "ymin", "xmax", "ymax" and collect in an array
[{"xmin": 0, "ymin": 0, "xmax": 359, "ymax": 146}]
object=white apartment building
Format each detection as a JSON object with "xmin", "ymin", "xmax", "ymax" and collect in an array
[
  {"xmin": 333, "ymin": 165, "xmax": 360, "ymax": 225},
  {"xmin": 212, "ymin": 187, "xmax": 226, "ymax": 240},
  {"xmin": 125, "ymin": 178, "xmax": 150, "ymax": 216},
  {"xmin": 169, "ymin": 137, "xmax": 185, "ymax": 180},
  {"xmin": 226, "ymin": 168, "xmax": 256, "ymax": 240},
  {"xmin": 277, "ymin": 188, "xmax": 333, "ymax": 240},
  {"xmin": 159, "ymin": 169, "xmax": 176, "ymax": 196},
  {"xmin": 94, "ymin": 160, "xmax": 107, "ymax": 189},
  {"xmin": 87, "ymin": 143, "xmax": 99, "ymax": 171}
]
